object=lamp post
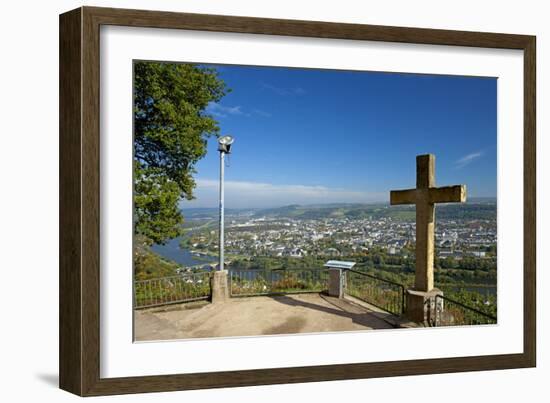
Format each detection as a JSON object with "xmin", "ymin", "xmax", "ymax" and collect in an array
[{"xmin": 217, "ymin": 135, "xmax": 234, "ymax": 271}]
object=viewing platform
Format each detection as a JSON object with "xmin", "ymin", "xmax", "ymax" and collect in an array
[
  {"xmin": 133, "ymin": 263, "xmax": 496, "ymax": 341},
  {"xmin": 135, "ymin": 292, "xmax": 406, "ymax": 341}
]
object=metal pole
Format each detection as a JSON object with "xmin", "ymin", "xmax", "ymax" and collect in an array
[{"xmin": 219, "ymin": 150, "xmax": 225, "ymax": 271}]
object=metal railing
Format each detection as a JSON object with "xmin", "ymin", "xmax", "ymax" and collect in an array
[
  {"xmin": 229, "ymin": 268, "xmax": 328, "ymax": 297},
  {"xmin": 134, "ymin": 272, "xmax": 211, "ymax": 309},
  {"xmin": 426, "ymin": 294, "xmax": 497, "ymax": 326},
  {"xmin": 344, "ymin": 269, "xmax": 405, "ymax": 316}
]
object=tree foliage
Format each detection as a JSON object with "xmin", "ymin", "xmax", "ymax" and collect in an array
[{"xmin": 133, "ymin": 62, "xmax": 229, "ymax": 244}]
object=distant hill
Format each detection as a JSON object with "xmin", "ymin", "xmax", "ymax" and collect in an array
[
  {"xmin": 181, "ymin": 199, "xmax": 496, "ymax": 221},
  {"xmin": 253, "ymin": 200, "xmax": 496, "ymax": 221},
  {"xmin": 180, "ymin": 207, "xmax": 259, "ymax": 219}
]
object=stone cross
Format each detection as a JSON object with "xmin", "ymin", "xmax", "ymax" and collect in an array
[{"xmin": 390, "ymin": 154, "xmax": 466, "ymax": 293}]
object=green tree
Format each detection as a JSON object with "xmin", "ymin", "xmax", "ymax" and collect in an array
[
  {"xmin": 372, "ymin": 254, "xmax": 385, "ymax": 266},
  {"xmin": 133, "ymin": 62, "xmax": 229, "ymax": 244}
]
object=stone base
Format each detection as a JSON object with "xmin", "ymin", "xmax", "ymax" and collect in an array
[
  {"xmin": 211, "ymin": 270, "xmax": 229, "ymax": 304},
  {"xmin": 405, "ymin": 288, "xmax": 443, "ymax": 323},
  {"xmin": 328, "ymin": 268, "xmax": 343, "ymax": 298}
]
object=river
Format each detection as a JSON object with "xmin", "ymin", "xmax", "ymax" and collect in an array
[{"xmin": 151, "ymin": 237, "xmax": 218, "ymax": 267}]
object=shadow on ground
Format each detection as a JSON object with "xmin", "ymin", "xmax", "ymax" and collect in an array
[
  {"xmin": 269, "ymin": 294, "xmax": 396, "ymax": 329},
  {"xmin": 35, "ymin": 373, "xmax": 58, "ymax": 388}
]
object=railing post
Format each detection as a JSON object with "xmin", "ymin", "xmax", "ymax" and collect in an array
[
  {"xmin": 401, "ymin": 285, "xmax": 406, "ymax": 315},
  {"xmin": 434, "ymin": 294, "xmax": 442, "ymax": 326}
]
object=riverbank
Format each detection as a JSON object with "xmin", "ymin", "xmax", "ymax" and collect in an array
[{"xmin": 152, "ymin": 237, "xmax": 218, "ymax": 267}]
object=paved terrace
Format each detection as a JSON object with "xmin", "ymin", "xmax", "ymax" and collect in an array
[{"xmin": 135, "ymin": 293, "xmax": 411, "ymax": 341}]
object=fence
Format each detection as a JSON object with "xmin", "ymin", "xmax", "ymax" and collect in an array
[
  {"xmin": 229, "ymin": 268, "xmax": 328, "ymax": 297},
  {"xmin": 426, "ymin": 294, "xmax": 497, "ymax": 326},
  {"xmin": 344, "ymin": 269, "xmax": 405, "ymax": 316},
  {"xmin": 134, "ymin": 272, "xmax": 211, "ymax": 309}
]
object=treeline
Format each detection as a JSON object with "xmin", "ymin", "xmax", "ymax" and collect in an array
[
  {"xmin": 435, "ymin": 204, "xmax": 496, "ymax": 220},
  {"xmin": 228, "ymin": 253, "xmax": 496, "ymax": 288},
  {"xmin": 253, "ymin": 202, "xmax": 496, "ymax": 222},
  {"xmin": 134, "ymin": 235, "xmax": 180, "ymax": 280},
  {"xmin": 356, "ymin": 251, "xmax": 496, "ymax": 272},
  {"xmin": 229, "ymin": 256, "xmax": 327, "ymax": 271}
]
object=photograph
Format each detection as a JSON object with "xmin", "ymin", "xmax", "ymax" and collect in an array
[{"xmin": 132, "ymin": 61, "xmax": 498, "ymax": 341}]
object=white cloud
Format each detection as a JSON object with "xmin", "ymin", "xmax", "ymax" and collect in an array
[
  {"xmin": 206, "ymin": 103, "xmax": 271, "ymax": 118},
  {"xmin": 206, "ymin": 102, "xmax": 247, "ymax": 118},
  {"xmin": 261, "ymin": 82, "xmax": 307, "ymax": 96},
  {"xmin": 252, "ymin": 109, "xmax": 272, "ymax": 118},
  {"xmin": 455, "ymin": 151, "xmax": 483, "ymax": 168},
  {"xmin": 182, "ymin": 178, "xmax": 386, "ymax": 208}
]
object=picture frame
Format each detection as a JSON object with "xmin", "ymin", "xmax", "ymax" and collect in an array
[{"xmin": 59, "ymin": 6, "xmax": 536, "ymax": 396}]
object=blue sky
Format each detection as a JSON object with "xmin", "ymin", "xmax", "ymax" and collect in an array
[{"xmin": 185, "ymin": 64, "xmax": 496, "ymax": 209}]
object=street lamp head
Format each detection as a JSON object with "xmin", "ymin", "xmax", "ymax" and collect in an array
[{"xmin": 218, "ymin": 135, "xmax": 234, "ymax": 153}]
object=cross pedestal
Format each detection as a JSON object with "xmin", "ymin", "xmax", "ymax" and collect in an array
[{"xmin": 390, "ymin": 154, "xmax": 466, "ymax": 323}]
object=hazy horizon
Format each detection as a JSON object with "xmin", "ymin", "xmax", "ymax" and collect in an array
[{"xmin": 180, "ymin": 197, "xmax": 497, "ymax": 211}]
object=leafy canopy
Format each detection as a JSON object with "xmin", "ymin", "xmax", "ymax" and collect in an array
[{"xmin": 134, "ymin": 62, "xmax": 228, "ymax": 244}]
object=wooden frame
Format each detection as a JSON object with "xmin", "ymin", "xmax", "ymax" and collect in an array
[{"xmin": 59, "ymin": 6, "xmax": 536, "ymax": 396}]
